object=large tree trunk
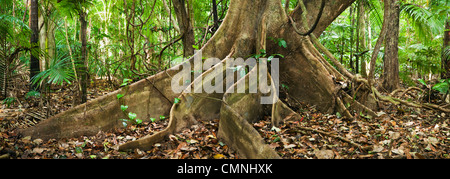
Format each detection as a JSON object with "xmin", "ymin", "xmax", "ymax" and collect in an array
[
  {"xmin": 19, "ymin": 0, "xmax": 357, "ymax": 158},
  {"xmin": 382, "ymin": 0, "xmax": 400, "ymax": 92}
]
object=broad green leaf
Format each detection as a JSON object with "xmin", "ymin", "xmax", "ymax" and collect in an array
[
  {"xmin": 418, "ymin": 79, "xmax": 427, "ymax": 86},
  {"xmin": 160, "ymin": 115, "xmax": 166, "ymax": 120},
  {"xmin": 128, "ymin": 112, "xmax": 137, "ymax": 120},
  {"xmin": 278, "ymin": 39, "xmax": 287, "ymax": 48},
  {"xmin": 150, "ymin": 118, "xmax": 156, "ymax": 122},
  {"xmin": 135, "ymin": 119, "xmax": 142, "ymax": 125},
  {"xmin": 117, "ymin": 94, "xmax": 124, "ymax": 100},
  {"xmin": 432, "ymin": 82, "xmax": 449, "ymax": 94},
  {"xmin": 174, "ymin": 98, "xmax": 181, "ymax": 104},
  {"xmin": 120, "ymin": 105, "xmax": 128, "ymax": 111},
  {"xmin": 120, "ymin": 78, "xmax": 132, "ymax": 87}
]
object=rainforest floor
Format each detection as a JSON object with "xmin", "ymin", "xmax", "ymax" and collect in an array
[{"xmin": 1, "ymin": 80, "xmax": 450, "ymax": 159}]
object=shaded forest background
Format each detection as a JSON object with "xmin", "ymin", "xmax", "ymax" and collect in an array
[{"xmin": 1, "ymin": 0, "xmax": 450, "ymax": 159}]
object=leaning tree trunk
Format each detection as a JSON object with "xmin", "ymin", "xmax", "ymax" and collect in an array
[{"xmin": 19, "ymin": 0, "xmax": 358, "ymax": 158}]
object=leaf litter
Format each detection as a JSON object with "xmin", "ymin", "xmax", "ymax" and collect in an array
[
  {"xmin": 1, "ymin": 79, "xmax": 450, "ymax": 159},
  {"xmin": 254, "ymin": 104, "xmax": 450, "ymax": 159}
]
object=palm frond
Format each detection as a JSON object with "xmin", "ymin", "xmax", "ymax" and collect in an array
[
  {"xmin": 53, "ymin": 0, "xmax": 96, "ymax": 18},
  {"xmin": 361, "ymin": 0, "xmax": 383, "ymax": 30},
  {"xmin": 399, "ymin": 2, "xmax": 443, "ymax": 44},
  {"xmin": 0, "ymin": 14, "xmax": 31, "ymax": 39},
  {"xmin": 31, "ymin": 52, "xmax": 77, "ymax": 87},
  {"xmin": 443, "ymin": 46, "xmax": 450, "ymax": 62}
]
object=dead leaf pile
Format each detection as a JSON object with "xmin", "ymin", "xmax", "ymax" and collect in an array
[
  {"xmin": 0, "ymin": 119, "xmax": 238, "ymax": 159},
  {"xmin": 255, "ymin": 106, "xmax": 450, "ymax": 159}
]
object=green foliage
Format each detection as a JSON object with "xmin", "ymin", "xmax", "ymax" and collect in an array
[
  {"xmin": 443, "ymin": 46, "xmax": 450, "ymax": 62},
  {"xmin": 432, "ymin": 79, "xmax": 450, "ymax": 94},
  {"xmin": 25, "ymin": 90, "xmax": 41, "ymax": 99},
  {"xmin": 120, "ymin": 78, "xmax": 132, "ymax": 87},
  {"xmin": 117, "ymin": 94, "xmax": 124, "ymax": 100},
  {"xmin": 53, "ymin": 0, "xmax": 95, "ymax": 18},
  {"xmin": 31, "ymin": 53, "xmax": 77, "ymax": 87},
  {"xmin": 2, "ymin": 97, "xmax": 16, "ymax": 107},
  {"xmin": 159, "ymin": 115, "xmax": 166, "ymax": 120},
  {"xmin": 120, "ymin": 112, "xmax": 142, "ymax": 127},
  {"xmin": 418, "ymin": 79, "xmax": 427, "ymax": 86},
  {"xmin": 399, "ymin": 2, "xmax": 442, "ymax": 44},
  {"xmin": 128, "ymin": 112, "xmax": 137, "ymax": 120},
  {"xmin": 269, "ymin": 37, "xmax": 287, "ymax": 48},
  {"xmin": 120, "ymin": 105, "xmax": 128, "ymax": 111}
]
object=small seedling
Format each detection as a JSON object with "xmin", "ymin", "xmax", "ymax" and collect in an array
[
  {"xmin": 120, "ymin": 78, "xmax": 132, "ymax": 87},
  {"xmin": 120, "ymin": 105, "xmax": 128, "ymax": 111},
  {"xmin": 117, "ymin": 93, "xmax": 124, "ymax": 100}
]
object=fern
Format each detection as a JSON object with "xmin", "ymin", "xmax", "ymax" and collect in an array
[
  {"xmin": 362, "ymin": 0, "xmax": 384, "ymax": 30},
  {"xmin": 31, "ymin": 52, "xmax": 78, "ymax": 87},
  {"xmin": 0, "ymin": 14, "xmax": 31, "ymax": 39},
  {"xmin": 444, "ymin": 46, "xmax": 450, "ymax": 62},
  {"xmin": 399, "ymin": 2, "xmax": 442, "ymax": 44}
]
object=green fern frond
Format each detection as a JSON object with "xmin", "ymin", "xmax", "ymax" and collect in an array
[
  {"xmin": 443, "ymin": 46, "xmax": 450, "ymax": 62},
  {"xmin": 31, "ymin": 52, "xmax": 77, "ymax": 87},
  {"xmin": 399, "ymin": 2, "xmax": 442, "ymax": 44}
]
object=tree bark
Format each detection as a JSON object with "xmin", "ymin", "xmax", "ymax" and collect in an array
[
  {"xmin": 29, "ymin": 0, "xmax": 40, "ymax": 91},
  {"xmin": 173, "ymin": 0, "xmax": 195, "ymax": 57},
  {"xmin": 382, "ymin": 0, "xmax": 400, "ymax": 92},
  {"xmin": 79, "ymin": 11, "xmax": 88, "ymax": 104},
  {"xmin": 124, "ymin": 0, "xmax": 137, "ymax": 70},
  {"xmin": 212, "ymin": 0, "xmax": 219, "ymax": 31},
  {"xmin": 357, "ymin": 1, "xmax": 367, "ymax": 77}
]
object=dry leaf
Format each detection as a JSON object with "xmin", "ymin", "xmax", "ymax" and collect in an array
[
  {"xmin": 213, "ymin": 154, "xmax": 225, "ymax": 159},
  {"xmin": 314, "ymin": 149, "xmax": 334, "ymax": 159}
]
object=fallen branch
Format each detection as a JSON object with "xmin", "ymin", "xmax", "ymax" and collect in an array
[
  {"xmin": 372, "ymin": 87, "xmax": 450, "ymax": 113},
  {"xmin": 296, "ymin": 126, "xmax": 371, "ymax": 151},
  {"xmin": 336, "ymin": 96, "xmax": 354, "ymax": 120},
  {"xmin": 341, "ymin": 91, "xmax": 378, "ymax": 118}
]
